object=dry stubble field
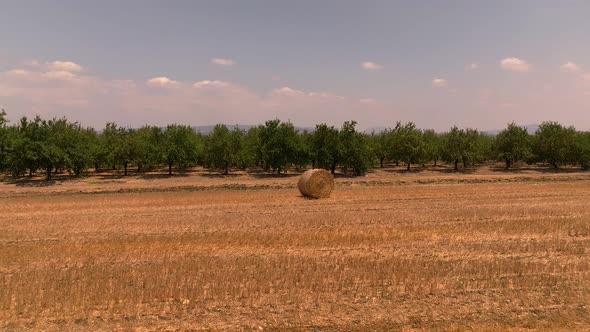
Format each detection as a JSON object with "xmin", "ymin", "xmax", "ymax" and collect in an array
[{"xmin": 1, "ymin": 166, "xmax": 590, "ymax": 331}]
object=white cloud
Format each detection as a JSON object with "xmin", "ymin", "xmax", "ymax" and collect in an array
[
  {"xmin": 0, "ymin": 66, "xmax": 97, "ymax": 114},
  {"xmin": 271, "ymin": 86, "xmax": 306, "ymax": 97},
  {"xmin": 271, "ymin": 87, "xmax": 345, "ymax": 100},
  {"xmin": 361, "ymin": 61, "xmax": 382, "ymax": 71},
  {"xmin": 12, "ymin": 56, "xmax": 590, "ymax": 131},
  {"xmin": 193, "ymin": 80, "xmax": 232, "ymax": 89},
  {"xmin": 561, "ymin": 61, "xmax": 580, "ymax": 73},
  {"xmin": 263, "ymin": 86, "xmax": 381, "ymax": 125},
  {"xmin": 466, "ymin": 63, "xmax": 478, "ymax": 71},
  {"xmin": 5, "ymin": 69, "xmax": 31, "ymax": 76},
  {"xmin": 47, "ymin": 61, "xmax": 83, "ymax": 72},
  {"xmin": 210, "ymin": 58, "xmax": 236, "ymax": 66},
  {"xmin": 146, "ymin": 76, "xmax": 178, "ymax": 87},
  {"xmin": 23, "ymin": 59, "xmax": 84, "ymax": 74},
  {"xmin": 43, "ymin": 70, "xmax": 77, "ymax": 80},
  {"xmin": 4, "ymin": 68, "xmax": 80, "ymax": 83},
  {"xmin": 22, "ymin": 60, "xmax": 41, "ymax": 67},
  {"xmin": 432, "ymin": 78, "xmax": 448, "ymax": 87},
  {"xmin": 500, "ymin": 57, "xmax": 531, "ymax": 72}
]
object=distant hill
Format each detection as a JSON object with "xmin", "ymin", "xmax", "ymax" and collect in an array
[
  {"xmin": 363, "ymin": 124, "xmax": 541, "ymax": 136},
  {"xmin": 363, "ymin": 127, "xmax": 388, "ymax": 134},
  {"xmin": 192, "ymin": 124, "xmax": 314, "ymax": 134},
  {"xmin": 192, "ymin": 125, "xmax": 254, "ymax": 134},
  {"xmin": 190, "ymin": 124, "xmax": 542, "ymax": 135},
  {"xmin": 483, "ymin": 124, "xmax": 539, "ymax": 136}
]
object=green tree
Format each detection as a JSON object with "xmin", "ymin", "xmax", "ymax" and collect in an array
[
  {"xmin": 394, "ymin": 122, "xmax": 426, "ymax": 171},
  {"xmin": 65, "ymin": 125, "xmax": 98, "ymax": 176},
  {"xmin": 292, "ymin": 131, "xmax": 310, "ymax": 169},
  {"xmin": 162, "ymin": 124, "xmax": 201, "ymax": 175},
  {"xmin": 478, "ymin": 133, "xmax": 496, "ymax": 164},
  {"xmin": 575, "ymin": 131, "xmax": 590, "ymax": 170},
  {"xmin": 17, "ymin": 117, "xmax": 43, "ymax": 177},
  {"xmin": 132, "ymin": 126, "xmax": 163, "ymax": 172},
  {"xmin": 258, "ymin": 119, "xmax": 301, "ymax": 174},
  {"xmin": 99, "ymin": 122, "xmax": 121, "ymax": 171},
  {"xmin": 4, "ymin": 117, "xmax": 32, "ymax": 177},
  {"xmin": 534, "ymin": 121, "xmax": 577, "ymax": 169},
  {"xmin": 442, "ymin": 126, "xmax": 466, "ymax": 171},
  {"xmin": 107, "ymin": 125, "xmax": 136, "ymax": 176},
  {"xmin": 243, "ymin": 126, "xmax": 262, "ymax": 168},
  {"xmin": 462, "ymin": 128, "xmax": 486, "ymax": 168},
  {"xmin": 205, "ymin": 125, "xmax": 246, "ymax": 174},
  {"xmin": 386, "ymin": 122, "xmax": 403, "ymax": 166},
  {"xmin": 368, "ymin": 130, "xmax": 389, "ymax": 168},
  {"xmin": 339, "ymin": 121, "xmax": 371, "ymax": 175},
  {"xmin": 422, "ymin": 129, "xmax": 442, "ymax": 166},
  {"xmin": 0, "ymin": 109, "xmax": 9, "ymax": 172},
  {"xmin": 18, "ymin": 116, "xmax": 69, "ymax": 180},
  {"xmin": 310, "ymin": 124, "xmax": 341, "ymax": 173},
  {"xmin": 495, "ymin": 122, "xmax": 532, "ymax": 169},
  {"xmin": 46, "ymin": 117, "xmax": 83, "ymax": 175}
]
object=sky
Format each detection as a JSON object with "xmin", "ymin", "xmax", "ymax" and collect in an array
[{"xmin": 1, "ymin": 0, "xmax": 590, "ymax": 131}]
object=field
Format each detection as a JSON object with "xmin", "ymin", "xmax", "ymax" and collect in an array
[{"xmin": 1, "ymin": 166, "xmax": 590, "ymax": 331}]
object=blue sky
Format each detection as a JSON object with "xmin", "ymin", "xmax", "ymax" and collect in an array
[{"xmin": 1, "ymin": 0, "xmax": 589, "ymax": 130}]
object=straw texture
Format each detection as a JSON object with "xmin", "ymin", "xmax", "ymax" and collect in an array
[{"xmin": 297, "ymin": 169, "xmax": 335, "ymax": 199}]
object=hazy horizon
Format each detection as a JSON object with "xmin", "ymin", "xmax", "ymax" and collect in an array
[{"xmin": 1, "ymin": 1, "xmax": 590, "ymax": 131}]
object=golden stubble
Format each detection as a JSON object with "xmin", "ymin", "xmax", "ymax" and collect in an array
[{"xmin": 0, "ymin": 168, "xmax": 589, "ymax": 331}]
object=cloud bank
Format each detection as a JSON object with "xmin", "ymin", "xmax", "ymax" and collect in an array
[
  {"xmin": 561, "ymin": 62, "xmax": 580, "ymax": 73},
  {"xmin": 500, "ymin": 57, "xmax": 531, "ymax": 72},
  {"xmin": 361, "ymin": 62, "xmax": 382, "ymax": 71},
  {"xmin": 1, "ymin": 57, "xmax": 590, "ymax": 131},
  {"xmin": 432, "ymin": 78, "xmax": 448, "ymax": 88},
  {"xmin": 0, "ymin": 59, "xmax": 382, "ymax": 129},
  {"xmin": 210, "ymin": 58, "xmax": 236, "ymax": 66}
]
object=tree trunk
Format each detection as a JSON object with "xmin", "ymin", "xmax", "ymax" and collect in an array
[
  {"xmin": 95, "ymin": 163, "xmax": 100, "ymax": 173},
  {"xmin": 29, "ymin": 169, "xmax": 33, "ymax": 177},
  {"xmin": 46, "ymin": 166, "xmax": 51, "ymax": 180},
  {"xmin": 331, "ymin": 163, "xmax": 336, "ymax": 174},
  {"xmin": 224, "ymin": 164, "xmax": 229, "ymax": 175},
  {"xmin": 124, "ymin": 162, "xmax": 128, "ymax": 176},
  {"xmin": 454, "ymin": 159, "xmax": 458, "ymax": 171},
  {"xmin": 434, "ymin": 159, "xmax": 437, "ymax": 166},
  {"xmin": 506, "ymin": 159, "xmax": 511, "ymax": 169},
  {"xmin": 75, "ymin": 166, "xmax": 80, "ymax": 176},
  {"xmin": 380, "ymin": 157, "xmax": 384, "ymax": 168},
  {"xmin": 406, "ymin": 162, "xmax": 411, "ymax": 171},
  {"xmin": 395, "ymin": 160, "xmax": 399, "ymax": 166},
  {"xmin": 168, "ymin": 162, "xmax": 172, "ymax": 175}
]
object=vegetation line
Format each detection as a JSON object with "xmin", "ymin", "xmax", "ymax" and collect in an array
[{"xmin": 0, "ymin": 109, "xmax": 589, "ymax": 180}]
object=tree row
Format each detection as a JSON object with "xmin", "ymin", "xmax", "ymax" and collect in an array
[{"xmin": 0, "ymin": 110, "xmax": 589, "ymax": 180}]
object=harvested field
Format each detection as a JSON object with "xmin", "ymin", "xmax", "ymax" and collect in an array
[{"xmin": 1, "ymin": 167, "xmax": 589, "ymax": 331}]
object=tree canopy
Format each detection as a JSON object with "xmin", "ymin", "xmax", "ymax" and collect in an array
[{"xmin": 0, "ymin": 110, "xmax": 588, "ymax": 180}]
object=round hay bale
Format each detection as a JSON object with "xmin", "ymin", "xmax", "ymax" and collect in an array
[{"xmin": 298, "ymin": 169, "xmax": 335, "ymax": 199}]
